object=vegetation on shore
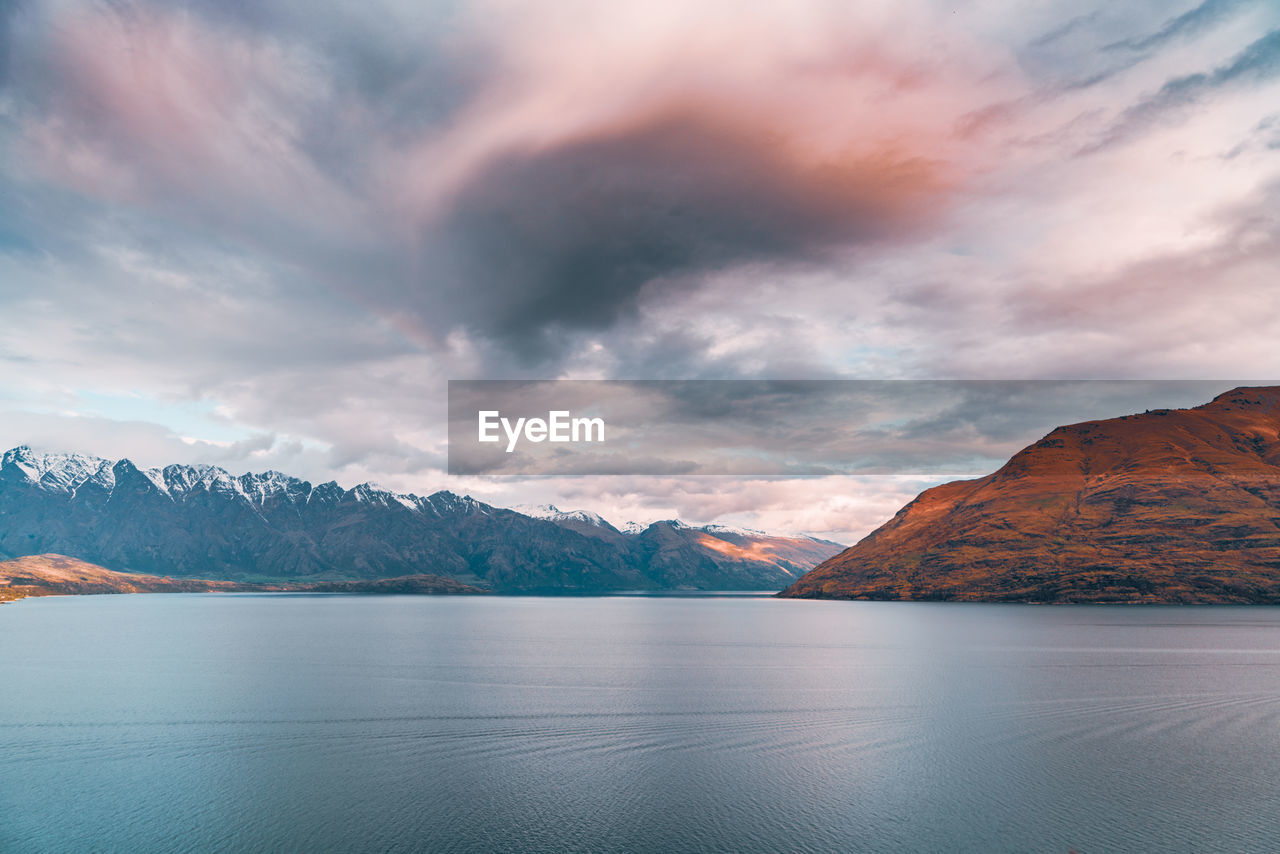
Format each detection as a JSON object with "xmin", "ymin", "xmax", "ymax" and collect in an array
[{"xmin": 0, "ymin": 554, "xmax": 488, "ymax": 603}]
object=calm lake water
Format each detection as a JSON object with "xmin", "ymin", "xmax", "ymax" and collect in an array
[{"xmin": 2, "ymin": 594, "xmax": 1280, "ymax": 853}]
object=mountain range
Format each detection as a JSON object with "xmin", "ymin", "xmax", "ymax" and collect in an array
[
  {"xmin": 0, "ymin": 447, "xmax": 841, "ymax": 593},
  {"xmin": 782, "ymin": 386, "xmax": 1280, "ymax": 603}
]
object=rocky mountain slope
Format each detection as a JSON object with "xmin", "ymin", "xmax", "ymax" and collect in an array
[
  {"xmin": 0, "ymin": 449, "xmax": 841, "ymax": 592},
  {"xmin": 782, "ymin": 386, "xmax": 1280, "ymax": 603}
]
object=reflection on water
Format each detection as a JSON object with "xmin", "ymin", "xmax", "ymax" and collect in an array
[{"xmin": 2, "ymin": 594, "xmax": 1279, "ymax": 853}]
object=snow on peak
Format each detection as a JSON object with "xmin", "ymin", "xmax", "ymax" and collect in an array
[
  {"xmin": 162, "ymin": 462, "xmax": 230, "ymax": 493},
  {"xmin": 237, "ymin": 470, "xmax": 302, "ymax": 504},
  {"xmin": 171, "ymin": 464, "xmax": 241, "ymax": 496},
  {"xmin": 2, "ymin": 447, "xmax": 434, "ymax": 516},
  {"xmin": 86, "ymin": 459, "xmax": 117, "ymax": 491},
  {"xmin": 352, "ymin": 482, "xmax": 399, "ymax": 505},
  {"xmin": 139, "ymin": 466, "xmax": 171, "ymax": 495},
  {"xmin": 512, "ymin": 503, "xmax": 611, "ymax": 527},
  {"xmin": 425, "ymin": 491, "xmax": 490, "ymax": 515},
  {"xmin": 700, "ymin": 523, "xmax": 768, "ymax": 538},
  {"xmin": 2, "ymin": 446, "xmax": 110, "ymax": 493},
  {"xmin": 513, "ymin": 502, "xmax": 561, "ymax": 517},
  {"xmin": 618, "ymin": 518, "xmax": 686, "ymax": 534}
]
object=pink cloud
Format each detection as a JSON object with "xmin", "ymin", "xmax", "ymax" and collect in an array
[
  {"xmin": 24, "ymin": 3, "xmax": 360, "ymax": 237},
  {"xmin": 396, "ymin": 0, "xmax": 1027, "ymax": 223}
]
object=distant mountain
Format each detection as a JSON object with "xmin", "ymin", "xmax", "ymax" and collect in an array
[
  {"xmin": 511, "ymin": 504, "xmax": 843, "ymax": 584},
  {"xmin": 620, "ymin": 520, "xmax": 844, "ymax": 587},
  {"xmin": 782, "ymin": 386, "xmax": 1280, "ymax": 603},
  {"xmin": 513, "ymin": 504, "xmax": 615, "ymax": 529},
  {"xmin": 511, "ymin": 503, "xmax": 630, "ymax": 545},
  {"xmin": 0, "ymin": 448, "xmax": 841, "ymax": 593}
]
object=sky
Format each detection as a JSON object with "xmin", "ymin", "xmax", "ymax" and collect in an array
[{"xmin": 2, "ymin": 0, "xmax": 1279, "ymax": 542}]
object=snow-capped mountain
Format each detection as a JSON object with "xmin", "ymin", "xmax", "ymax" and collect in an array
[
  {"xmin": 513, "ymin": 503, "xmax": 845, "ymax": 580},
  {"xmin": 512, "ymin": 504, "xmax": 615, "ymax": 529},
  {"xmin": 3, "ymin": 446, "xmax": 399, "ymax": 508},
  {"xmin": 701, "ymin": 523, "xmax": 766, "ymax": 538},
  {"xmin": 0, "ymin": 446, "xmax": 843, "ymax": 592}
]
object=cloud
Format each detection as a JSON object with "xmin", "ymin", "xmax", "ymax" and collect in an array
[
  {"xmin": 1224, "ymin": 113, "xmax": 1280, "ymax": 158},
  {"xmin": 1104, "ymin": 0, "xmax": 1251, "ymax": 54},
  {"xmin": 1086, "ymin": 28, "xmax": 1280, "ymax": 152},
  {"xmin": 1030, "ymin": 11, "xmax": 1103, "ymax": 50},
  {"xmin": 447, "ymin": 379, "xmax": 1249, "ymax": 476},
  {"xmin": 0, "ymin": 410, "xmax": 277, "ymax": 469},
  {"xmin": 372, "ymin": 0, "xmax": 1009, "ymax": 363},
  {"xmin": 482, "ymin": 473, "xmax": 947, "ymax": 544},
  {"xmin": 5, "ymin": 0, "xmax": 999, "ymax": 371},
  {"xmin": 0, "ymin": 0, "xmax": 19, "ymax": 88},
  {"xmin": 1, "ymin": 0, "xmax": 1279, "ymax": 538},
  {"xmin": 19, "ymin": 3, "xmax": 368, "ymax": 242},
  {"xmin": 426, "ymin": 109, "xmax": 949, "ymax": 359}
]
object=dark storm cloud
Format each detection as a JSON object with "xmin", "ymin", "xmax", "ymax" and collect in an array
[{"xmin": 425, "ymin": 110, "xmax": 947, "ymax": 361}]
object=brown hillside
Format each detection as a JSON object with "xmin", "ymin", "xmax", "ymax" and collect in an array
[
  {"xmin": 0, "ymin": 554, "xmax": 487, "ymax": 602},
  {"xmin": 781, "ymin": 386, "xmax": 1280, "ymax": 603},
  {"xmin": 0, "ymin": 554, "xmax": 253, "ymax": 602}
]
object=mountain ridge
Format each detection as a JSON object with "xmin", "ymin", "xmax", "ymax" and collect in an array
[
  {"xmin": 781, "ymin": 386, "xmax": 1280, "ymax": 603},
  {"xmin": 0, "ymin": 447, "xmax": 842, "ymax": 592}
]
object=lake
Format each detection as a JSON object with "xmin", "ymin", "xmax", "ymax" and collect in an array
[{"xmin": 2, "ymin": 594, "xmax": 1279, "ymax": 852}]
